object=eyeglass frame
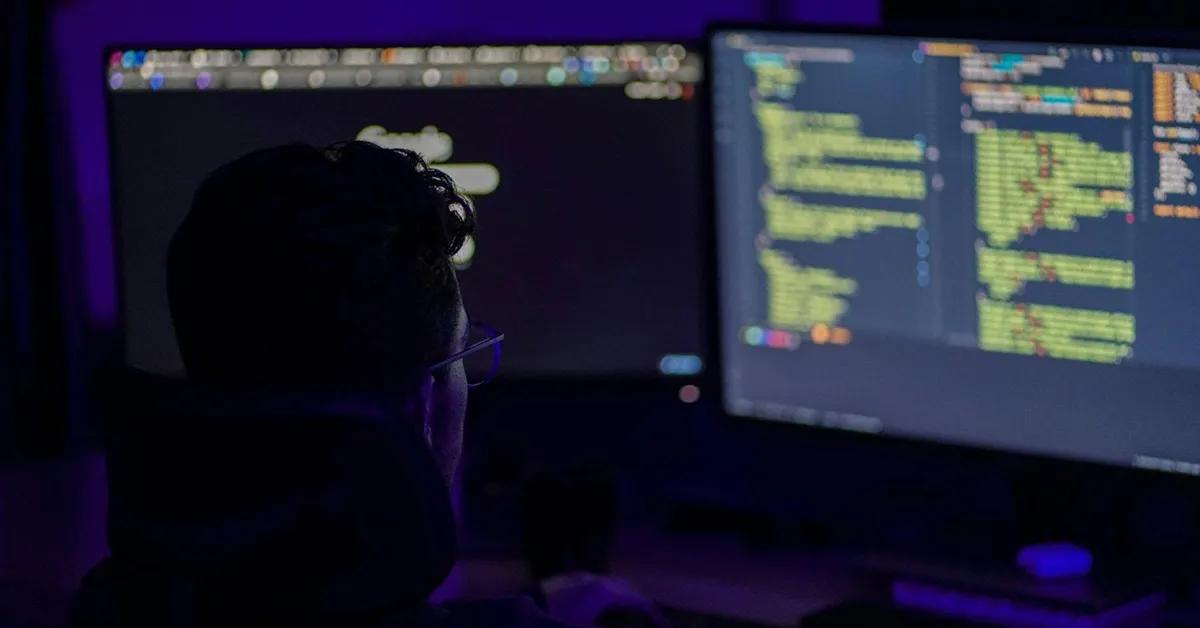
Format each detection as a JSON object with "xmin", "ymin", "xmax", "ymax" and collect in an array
[{"xmin": 425, "ymin": 321, "xmax": 505, "ymax": 388}]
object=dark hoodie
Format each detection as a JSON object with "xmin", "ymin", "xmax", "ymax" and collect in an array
[{"xmin": 70, "ymin": 373, "xmax": 563, "ymax": 628}]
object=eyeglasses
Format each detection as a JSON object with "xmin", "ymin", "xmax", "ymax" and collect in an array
[{"xmin": 426, "ymin": 321, "xmax": 505, "ymax": 388}]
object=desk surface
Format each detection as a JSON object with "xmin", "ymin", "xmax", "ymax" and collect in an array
[
  {"xmin": 444, "ymin": 523, "xmax": 1200, "ymax": 627},
  {"xmin": 441, "ymin": 526, "xmax": 859, "ymax": 626}
]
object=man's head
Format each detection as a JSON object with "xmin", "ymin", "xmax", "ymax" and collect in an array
[{"xmin": 167, "ymin": 141, "xmax": 475, "ymax": 477}]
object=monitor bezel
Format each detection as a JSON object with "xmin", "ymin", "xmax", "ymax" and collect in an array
[
  {"xmin": 703, "ymin": 21, "xmax": 1200, "ymax": 482},
  {"xmin": 102, "ymin": 36, "xmax": 711, "ymax": 387}
]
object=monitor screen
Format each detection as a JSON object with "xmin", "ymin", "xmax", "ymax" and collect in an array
[
  {"xmin": 711, "ymin": 28, "xmax": 1200, "ymax": 474},
  {"xmin": 107, "ymin": 43, "xmax": 704, "ymax": 380}
]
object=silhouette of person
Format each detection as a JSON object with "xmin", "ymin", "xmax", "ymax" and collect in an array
[{"xmin": 70, "ymin": 142, "xmax": 568, "ymax": 627}]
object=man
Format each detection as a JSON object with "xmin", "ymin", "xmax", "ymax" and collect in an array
[
  {"xmin": 71, "ymin": 142, "xmax": 558, "ymax": 627},
  {"xmin": 166, "ymin": 141, "xmax": 478, "ymax": 484}
]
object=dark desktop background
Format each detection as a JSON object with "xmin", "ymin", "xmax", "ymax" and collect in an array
[
  {"xmin": 110, "ymin": 86, "xmax": 703, "ymax": 378},
  {"xmin": 3, "ymin": 0, "xmax": 1200, "ymax": 625}
]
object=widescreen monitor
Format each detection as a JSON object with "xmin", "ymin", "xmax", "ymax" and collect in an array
[
  {"xmin": 710, "ymin": 27, "xmax": 1200, "ymax": 474},
  {"xmin": 107, "ymin": 41, "xmax": 705, "ymax": 380}
]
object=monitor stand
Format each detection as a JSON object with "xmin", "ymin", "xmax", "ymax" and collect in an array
[
  {"xmin": 866, "ymin": 552, "xmax": 1165, "ymax": 626},
  {"xmin": 826, "ymin": 465, "xmax": 1172, "ymax": 626}
]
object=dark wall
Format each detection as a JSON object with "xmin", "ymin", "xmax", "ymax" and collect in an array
[
  {"xmin": 3, "ymin": 0, "xmax": 77, "ymax": 461},
  {"xmin": 884, "ymin": 0, "xmax": 1200, "ymax": 29}
]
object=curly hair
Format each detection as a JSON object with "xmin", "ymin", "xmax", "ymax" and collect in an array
[{"xmin": 167, "ymin": 141, "xmax": 475, "ymax": 393}]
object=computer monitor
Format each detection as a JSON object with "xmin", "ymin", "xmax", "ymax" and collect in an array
[
  {"xmin": 710, "ymin": 27, "xmax": 1200, "ymax": 474},
  {"xmin": 106, "ymin": 42, "xmax": 704, "ymax": 380}
]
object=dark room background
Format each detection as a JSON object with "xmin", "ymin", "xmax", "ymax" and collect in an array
[{"xmin": 4, "ymin": 0, "xmax": 1200, "ymax": 621}]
